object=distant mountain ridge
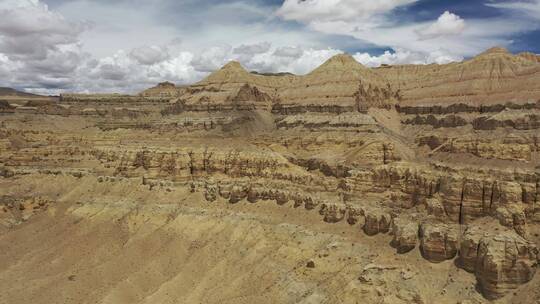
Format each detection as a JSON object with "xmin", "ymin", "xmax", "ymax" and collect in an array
[{"xmin": 0, "ymin": 87, "xmax": 43, "ymax": 98}]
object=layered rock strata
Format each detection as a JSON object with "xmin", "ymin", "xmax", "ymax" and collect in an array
[{"xmin": 1, "ymin": 47, "xmax": 539, "ymax": 302}]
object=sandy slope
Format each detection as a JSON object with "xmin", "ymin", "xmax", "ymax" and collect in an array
[{"xmin": 0, "ymin": 175, "xmax": 490, "ymax": 304}]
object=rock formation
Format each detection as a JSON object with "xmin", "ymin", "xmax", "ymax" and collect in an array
[
  {"xmin": 376, "ymin": 47, "xmax": 540, "ymax": 106},
  {"xmin": 391, "ymin": 217, "xmax": 419, "ymax": 253},
  {"xmin": 419, "ymin": 223, "xmax": 460, "ymax": 262},
  {"xmin": 1, "ymin": 47, "xmax": 539, "ymax": 303},
  {"xmin": 139, "ymin": 81, "xmax": 184, "ymax": 99}
]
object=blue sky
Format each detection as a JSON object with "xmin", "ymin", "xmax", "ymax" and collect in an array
[{"xmin": 0, "ymin": 0, "xmax": 539, "ymax": 93}]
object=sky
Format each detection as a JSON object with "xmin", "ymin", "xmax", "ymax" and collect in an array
[{"xmin": 0, "ymin": 0, "xmax": 539, "ymax": 94}]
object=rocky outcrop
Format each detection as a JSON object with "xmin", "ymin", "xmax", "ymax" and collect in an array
[
  {"xmin": 192, "ymin": 176, "xmax": 538, "ymax": 300},
  {"xmin": 391, "ymin": 217, "xmax": 419, "ymax": 253},
  {"xmin": 177, "ymin": 61, "xmax": 289, "ymax": 111},
  {"xmin": 518, "ymin": 52, "xmax": 540, "ymax": 63},
  {"xmin": 319, "ymin": 202, "xmax": 347, "ymax": 223},
  {"xmin": 92, "ymin": 148, "xmax": 310, "ymax": 183},
  {"xmin": 403, "ymin": 114, "xmax": 468, "ymax": 128},
  {"xmin": 396, "ymin": 101, "xmax": 540, "ymax": 115},
  {"xmin": 353, "ymin": 163, "xmax": 540, "ymax": 222},
  {"xmin": 474, "ymin": 231, "xmax": 538, "ymax": 299},
  {"xmin": 0, "ymin": 196, "xmax": 54, "ymax": 228},
  {"xmin": 377, "ymin": 47, "xmax": 540, "ymax": 106},
  {"xmin": 361, "ymin": 206, "xmax": 392, "ymax": 236},
  {"xmin": 177, "ymin": 55, "xmax": 399, "ymax": 114},
  {"xmin": 275, "ymin": 112, "xmax": 378, "ymax": 130},
  {"xmin": 139, "ymin": 81, "xmax": 182, "ymax": 99},
  {"xmin": 230, "ymin": 84, "xmax": 272, "ymax": 104},
  {"xmin": 457, "ymin": 226, "xmax": 539, "ymax": 299},
  {"xmin": 2, "ymin": 47, "xmax": 540, "ymax": 302},
  {"xmin": 494, "ymin": 204, "xmax": 529, "ymax": 237},
  {"xmin": 419, "ymin": 223, "xmax": 460, "ymax": 262},
  {"xmin": 276, "ymin": 54, "xmax": 398, "ymax": 114},
  {"xmin": 60, "ymin": 93, "xmax": 148, "ymax": 102},
  {"xmin": 473, "ymin": 112, "xmax": 540, "ymax": 130},
  {"xmin": 458, "ymin": 226, "xmax": 486, "ymax": 272},
  {"xmin": 0, "ymin": 100, "xmax": 15, "ymax": 113}
]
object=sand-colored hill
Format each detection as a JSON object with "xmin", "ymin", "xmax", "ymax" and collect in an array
[
  {"xmin": 375, "ymin": 47, "xmax": 540, "ymax": 106},
  {"xmin": 276, "ymin": 54, "xmax": 398, "ymax": 113},
  {"xmin": 179, "ymin": 54, "xmax": 398, "ymax": 113},
  {"xmin": 0, "ymin": 87, "xmax": 42, "ymax": 98},
  {"xmin": 197, "ymin": 61, "xmax": 297, "ymax": 88},
  {"xmin": 178, "ymin": 61, "xmax": 296, "ymax": 110},
  {"xmin": 139, "ymin": 81, "xmax": 184, "ymax": 99},
  {"xmin": 175, "ymin": 48, "xmax": 540, "ymax": 112},
  {"xmin": 518, "ymin": 52, "xmax": 540, "ymax": 63},
  {"xmin": 0, "ymin": 87, "xmax": 58, "ymax": 104}
]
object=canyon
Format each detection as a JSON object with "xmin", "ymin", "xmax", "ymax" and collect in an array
[{"xmin": 1, "ymin": 47, "xmax": 539, "ymax": 304}]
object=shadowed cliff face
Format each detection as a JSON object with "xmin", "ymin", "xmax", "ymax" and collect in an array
[{"xmin": 1, "ymin": 48, "xmax": 540, "ymax": 303}]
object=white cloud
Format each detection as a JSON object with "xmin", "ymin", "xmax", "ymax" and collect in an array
[
  {"xmin": 78, "ymin": 49, "xmax": 203, "ymax": 93},
  {"xmin": 1, "ymin": 0, "xmax": 539, "ymax": 94},
  {"xmin": 0, "ymin": 0, "xmax": 91, "ymax": 91},
  {"xmin": 0, "ymin": 1, "xmax": 86, "ymax": 37},
  {"xmin": 487, "ymin": 0, "xmax": 540, "ymax": 20},
  {"xmin": 277, "ymin": 0, "xmax": 418, "ymax": 24},
  {"xmin": 275, "ymin": 1, "xmax": 473, "ymax": 63},
  {"xmin": 249, "ymin": 47, "xmax": 343, "ymax": 74},
  {"xmin": 234, "ymin": 42, "xmax": 272, "ymax": 55},
  {"xmin": 130, "ymin": 45, "xmax": 170, "ymax": 65},
  {"xmin": 273, "ymin": 46, "xmax": 304, "ymax": 58},
  {"xmin": 416, "ymin": 11, "xmax": 466, "ymax": 40},
  {"xmin": 233, "ymin": 42, "xmax": 273, "ymax": 65},
  {"xmin": 72, "ymin": 43, "xmax": 342, "ymax": 93},
  {"xmin": 0, "ymin": 0, "xmax": 89, "ymax": 60},
  {"xmin": 191, "ymin": 45, "xmax": 233, "ymax": 73},
  {"xmin": 149, "ymin": 52, "xmax": 199, "ymax": 82},
  {"xmin": 354, "ymin": 48, "xmax": 462, "ymax": 67},
  {"xmin": 0, "ymin": 52, "xmax": 18, "ymax": 77},
  {"xmin": 190, "ymin": 42, "xmax": 343, "ymax": 75},
  {"xmin": 276, "ymin": 0, "xmax": 539, "ymax": 62}
]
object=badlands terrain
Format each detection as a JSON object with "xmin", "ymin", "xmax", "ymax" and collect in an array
[{"xmin": 1, "ymin": 47, "xmax": 539, "ymax": 304}]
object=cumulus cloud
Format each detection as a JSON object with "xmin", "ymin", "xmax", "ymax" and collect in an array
[
  {"xmin": 249, "ymin": 47, "xmax": 343, "ymax": 74},
  {"xmin": 0, "ymin": 0, "xmax": 347, "ymax": 95},
  {"xmin": 276, "ymin": 0, "xmax": 538, "ymax": 62},
  {"xmin": 0, "ymin": 0, "xmax": 91, "ymax": 91},
  {"xmin": 354, "ymin": 48, "xmax": 462, "ymax": 67},
  {"xmin": 0, "ymin": 53, "xmax": 17, "ymax": 77},
  {"xmin": 232, "ymin": 42, "xmax": 273, "ymax": 64},
  {"xmin": 66, "ymin": 49, "xmax": 204, "ymax": 93},
  {"xmin": 0, "ymin": 0, "xmax": 89, "ymax": 60},
  {"xmin": 191, "ymin": 42, "xmax": 343, "ymax": 75},
  {"xmin": 273, "ymin": 46, "xmax": 304, "ymax": 58},
  {"xmin": 416, "ymin": 11, "xmax": 466, "ymax": 40},
  {"xmin": 191, "ymin": 45, "xmax": 233, "ymax": 73},
  {"xmin": 275, "ymin": 1, "xmax": 470, "ymax": 62},
  {"xmin": 0, "ymin": 1, "xmax": 205, "ymax": 93},
  {"xmin": 1, "ymin": 0, "xmax": 539, "ymax": 94},
  {"xmin": 77, "ymin": 43, "xmax": 342, "ymax": 92},
  {"xmin": 233, "ymin": 42, "xmax": 272, "ymax": 55},
  {"xmin": 130, "ymin": 46, "xmax": 170, "ymax": 65},
  {"xmin": 0, "ymin": 2, "xmax": 86, "ymax": 37}
]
